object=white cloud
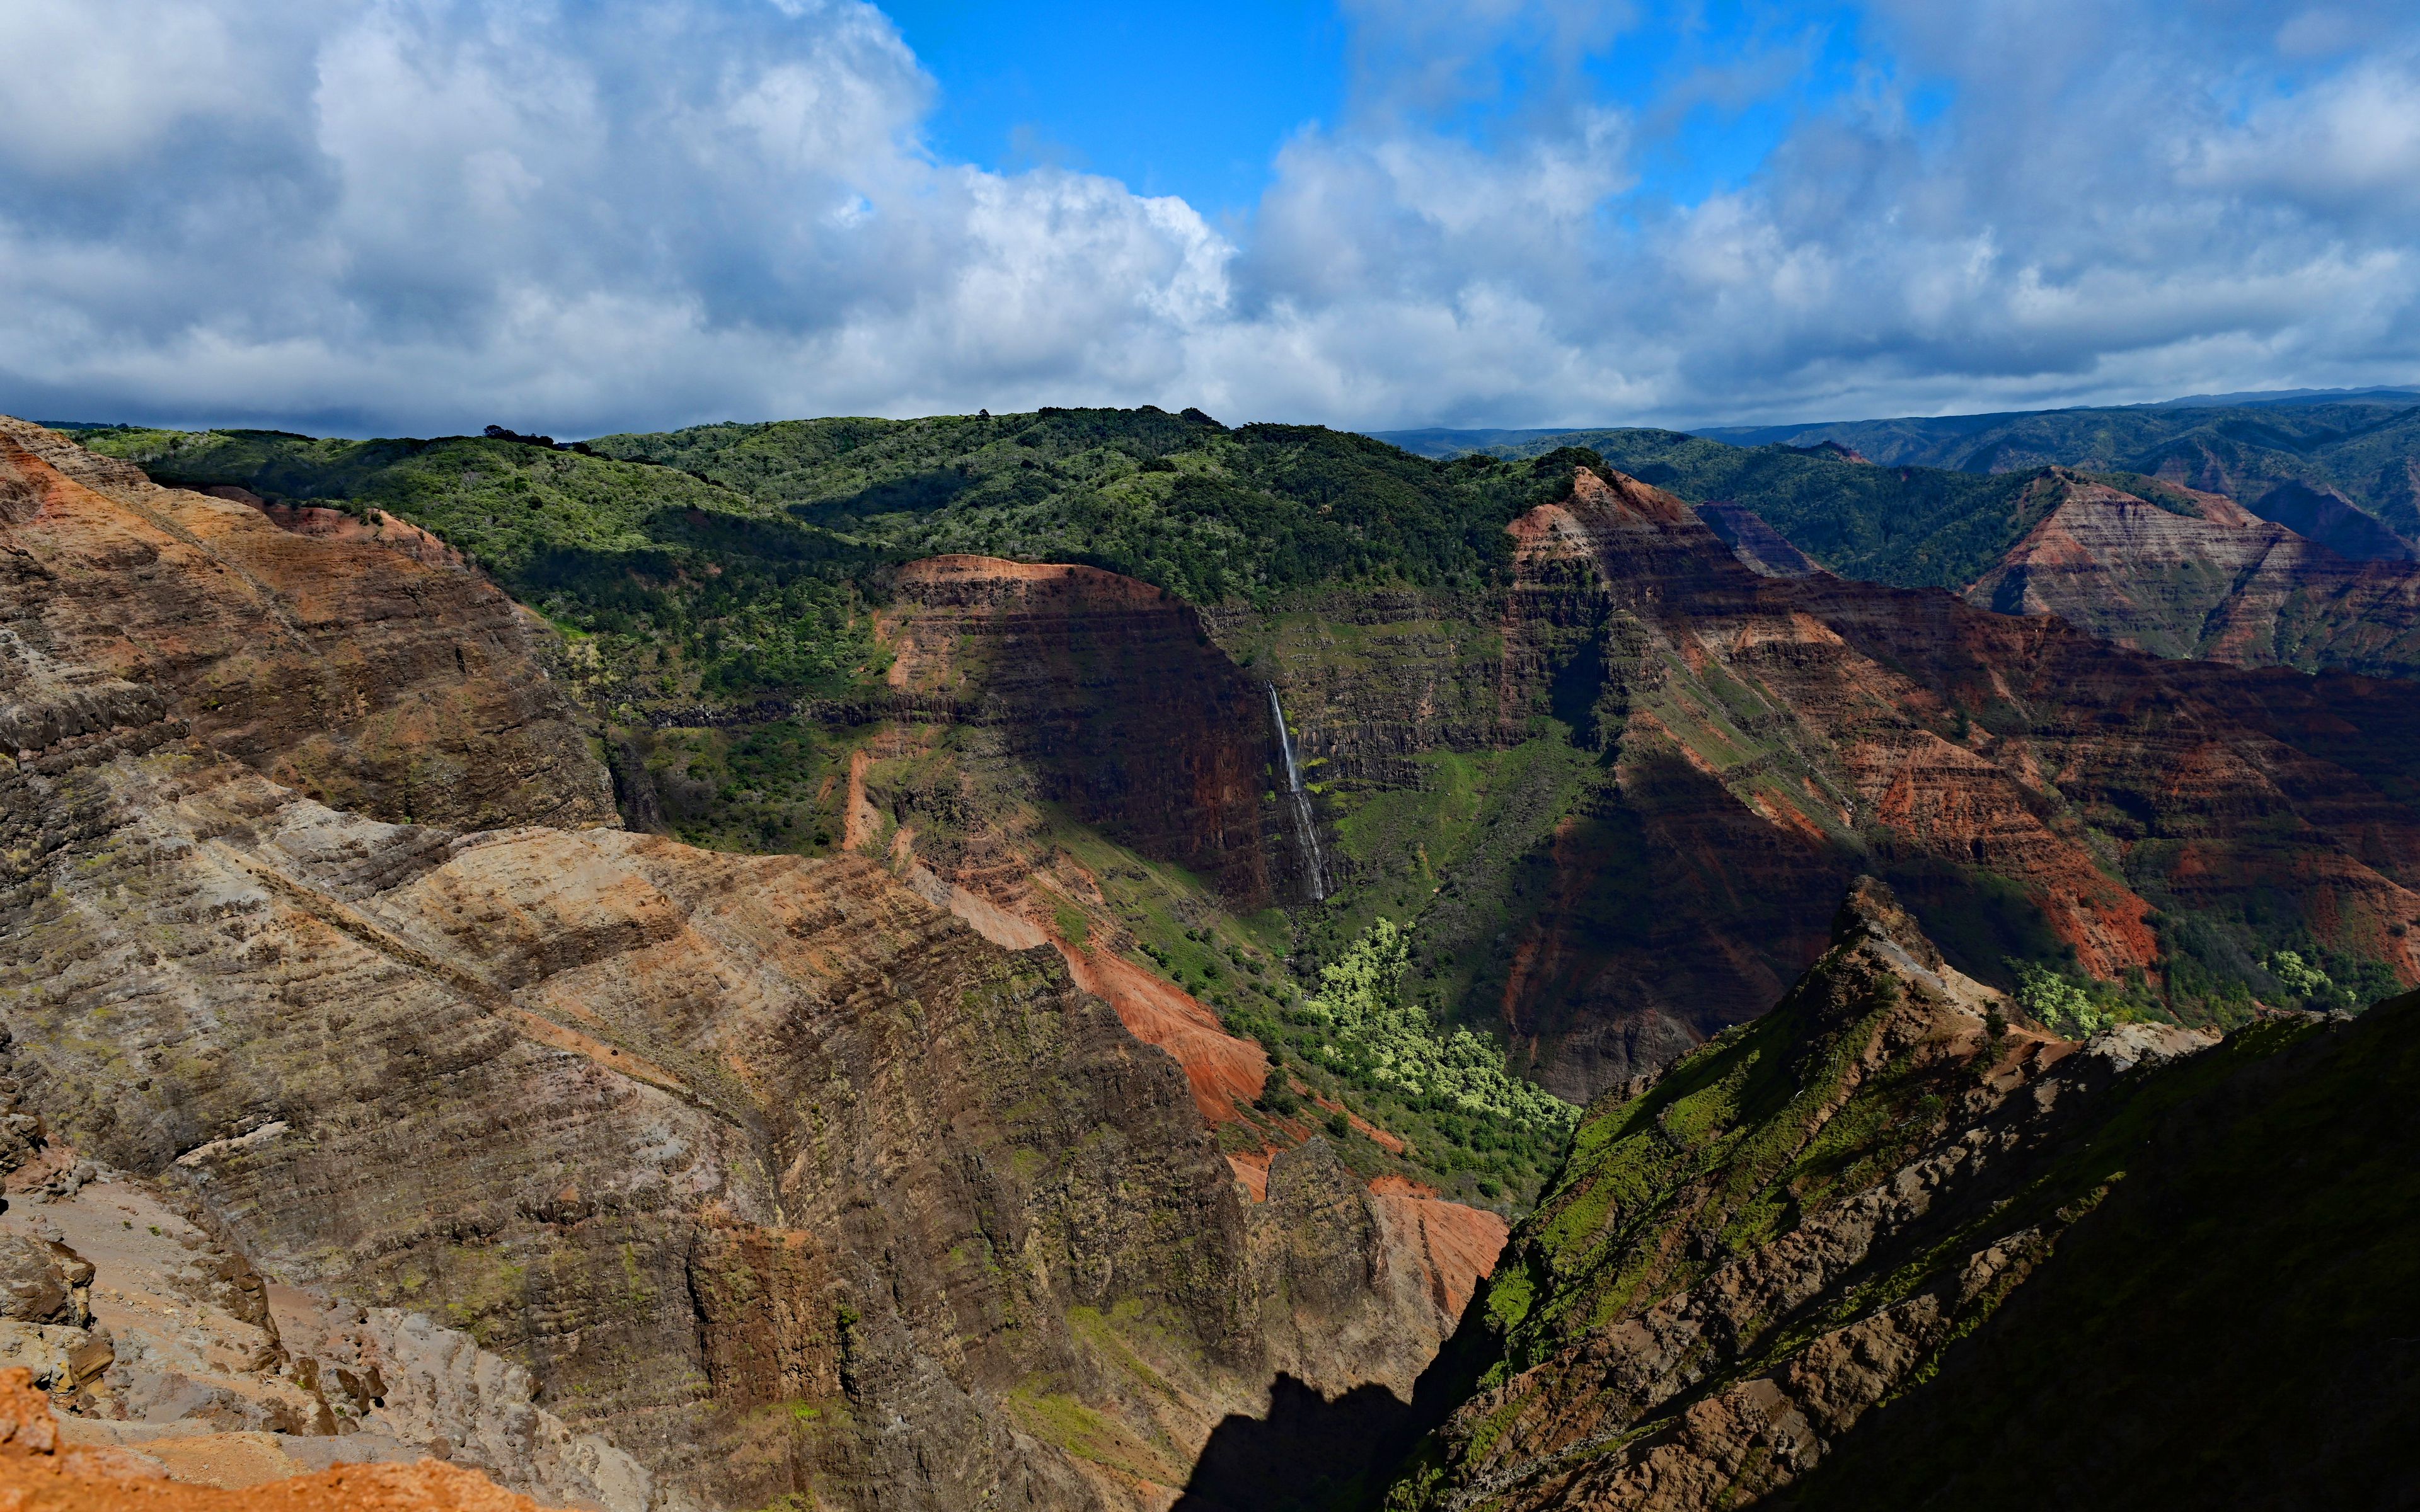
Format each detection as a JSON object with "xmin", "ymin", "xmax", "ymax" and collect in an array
[{"xmin": 2, "ymin": 0, "xmax": 2417, "ymax": 434}]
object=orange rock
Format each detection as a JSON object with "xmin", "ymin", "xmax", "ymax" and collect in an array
[
  {"xmin": 0, "ymin": 1369, "xmax": 554, "ymax": 1512},
  {"xmin": 1366, "ymin": 1185, "xmax": 1509, "ymax": 1319},
  {"xmin": 1055, "ymin": 942, "xmax": 1268, "ymax": 1122}
]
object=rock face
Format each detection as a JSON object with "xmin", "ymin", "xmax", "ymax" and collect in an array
[
  {"xmin": 0, "ymin": 418, "xmax": 613, "ymax": 831},
  {"xmin": 1448, "ymin": 467, "xmax": 2420, "ymax": 1096},
  {"xmin": 1964, "ymin": 468, "xmax": 2420, "ymax": 676},
  {"xmin": 0, "ymin": 424, "xmax": 1489, "ymax": 1509},
  {"xmin": 1690, "ymin": 503, "xmax": 1819, "ymax": 579},
  {"xmin": 880, "ymin": 554, "xmax": 1288, "ymax": 903},
  {"xmin": 0, "ymin": 1164, "xmax": 660, "ymax": 1510},
  {"xmin": 1385, "ymin": 879, "xmax": 2221, "ymax": 1512},
  {"xmin": 0, "ymin": 1363, "xmax": 561, "ymax": 1512},
  {"xmin": 0, "ymin": 1234, "xmax": 111, "ymax": 1397},
  {"xmin": 1787, "ymin": 986, "xmax": 2420, "ymax": 1512}
]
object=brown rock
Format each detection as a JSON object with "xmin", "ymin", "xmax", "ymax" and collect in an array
[{"xmin": 0, "ymin": 418, "xmax": 613, "ymax": 831}]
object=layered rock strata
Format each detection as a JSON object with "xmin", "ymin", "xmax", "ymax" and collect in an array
[
  {"xmin": 0, "ymin": 1162, "xmax": 659, "ymax": 1509},
  {"xmin": 1965, "ymin": 469, "xmax": 2420, "ymax": 675},
  {"xmin": 0, "ymin": 425, "xmax": 1491, "ymax": 1509},
  {"xmin": 0, "ymin": 1365, "xmax": 563, "ymax": 1512},
  {"xmin": 880, "ymin": 554, "xmax": 1288, "ymax": 903},
  {"xmin": 0, "ymin": 419, "xmax": 612, "ymax": 831}
]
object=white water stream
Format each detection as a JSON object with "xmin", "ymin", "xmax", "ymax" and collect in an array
[{"xmin": 1268, "ymin": 685, "xmax": 1330, "ymax": 902}]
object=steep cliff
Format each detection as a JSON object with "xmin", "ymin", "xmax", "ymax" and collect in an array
[
  {"xmin": 0, "ymin": 426, "xmax": 1500, "ymax": 1509},
  {"xmin": 1784, "ymin": 985, "xmax": 2420, "ymax": 1512},
  {"xmin": 875, "ymin": 554, "xmax": 1286, "ymax": 905},
  {"xmin": 0, "ymin": 419, "xmax": 613, "ymax": 831}
]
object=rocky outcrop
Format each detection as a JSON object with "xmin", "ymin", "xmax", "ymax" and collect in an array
[
  {"xmin": 1, "ymin": 1162, "xmax": 662, "ymax": 1510},
  {"xmin": 202, "ymin": 486, "xmax": 470, "ymax": 571},
  {"xmin": 1964, "ymin": 469, "xmax": 2420, "ymax": 676},
  {"xmin": 1249, "ymin": 1142, "xmax": 1503, "ymax": 1402},
  {"xmin": 1385, "ymin": 880, "xmax": 2220, "ymax": 1512},
  {"xmin": 0, "ymin": 1235, "xmax": 111, "ymax": 1397},
  {"xmin": 0, "ymin": 418, "xmax": 613, "ymax": 831},
  {"xmin": 0, "ymin": 1364, "xmax": 562, "ymax": 1512}
]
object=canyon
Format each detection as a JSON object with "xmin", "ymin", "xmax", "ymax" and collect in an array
[
  {"xmin": 0, "ymin": 423, "xmax": 1495, "ymax": 1511},
  {"xmin": 14, "ymin": 409, "xmax": 2418, "ymax": 1508}
]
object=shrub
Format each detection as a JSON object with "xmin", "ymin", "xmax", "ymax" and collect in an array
[
  {"xmin": 2015, "ymin": 963, "xmax": 2107, "ymax": 1037},
  {"xmin": 1301, "ymin": 918, "xmax": 1578, "ymax": 1133}
]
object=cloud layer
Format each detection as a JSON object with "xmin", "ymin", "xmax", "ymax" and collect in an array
[{"xmin": 4, "ymin": 0, "xmax": 2417, "ymax": 434}]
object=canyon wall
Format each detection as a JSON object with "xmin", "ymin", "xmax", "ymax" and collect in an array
[
  {"xmin": 1199, "ymin": 468, "xmax": 2420, "ymax": 1100},
  {"xmin": 1386, "ymin": 881, "xmax": 2210, "ymax": 1510},
  {"xmin": 0, "ymin": 417, "xmax": 613, "ymax": 832},
  {"xmin": 879, "ymin": 554, "xmax": 1289, "ymax": 905},
  {"xmin": 0, "ymin": 427, "xmax": 1492, "ymax": 1510},
  {"xmin": 1965, "ymin": 469, "xmax": 2420, "ymax": 677},
  {"xmin": 1386, "ymin": 886, "xmax": 2419, "ymax": 1512}
]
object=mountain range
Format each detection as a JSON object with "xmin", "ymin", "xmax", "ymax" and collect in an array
[{"xmin": 1, "ymin": 394, "xmax": 2414, "ymax": 1511}]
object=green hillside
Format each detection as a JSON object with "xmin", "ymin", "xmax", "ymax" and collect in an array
[{"xmin": 84, "ymin": 413, "xmax": 1580, "ymax": 709}]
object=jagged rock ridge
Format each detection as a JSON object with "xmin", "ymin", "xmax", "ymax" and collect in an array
[{"xmin": 1385, "ymin": 879, "xmax": 2220, "ymax": 1510}]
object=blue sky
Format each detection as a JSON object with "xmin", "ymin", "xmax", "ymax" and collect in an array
[
  {"xmin": 883, "ymin": 1, "xmax": 1349, "ymax": 213},
  {"xmin": 2, "ymin": 0, "xmax": 2417, "ymax": 435},
  {"xmin": 885, "ymin": 1, "xmax": 1881, "ymax": 219}
]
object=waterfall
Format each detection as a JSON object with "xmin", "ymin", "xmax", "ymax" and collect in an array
[{"xmin": 1269, "ymin": 685, "xmax": 1330, "ymax": 902}]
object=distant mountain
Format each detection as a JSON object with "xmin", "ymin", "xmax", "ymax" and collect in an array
[
  {"xmin": 1385, "ymin": 391, "xmax": 2420, "ymax": 563},
  {"xmin": 1371, "ymin": 419, "xmax": 2420, "ymax": 680},
  {"xmin": 1966, "ymin": 469, "xmax": 2420, "ymax": 675},
  {"xmin": 1693, "ymin": 398, "xmax": 2420, "ymax": 544},
  {"xmin": 2137, "ymin": 383, "xmax": 2420, "ymax": 408}
]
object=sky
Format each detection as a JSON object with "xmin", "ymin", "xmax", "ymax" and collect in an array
[{"xmin": 3, "ymin": 0, "xmax": 2418, "ymax": 437}]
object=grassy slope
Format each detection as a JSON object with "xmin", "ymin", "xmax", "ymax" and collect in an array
[
  {"xmin": 589, "ymin": 407, "xmax": 1535, "ymax": 604},
  {"xmin": 1785, "ymin": 989, "xmax": 2420, "ymax": 1512}
]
